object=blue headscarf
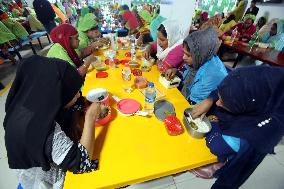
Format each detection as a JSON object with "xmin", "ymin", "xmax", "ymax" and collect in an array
[{"xmin": 217, "ymin": 66, "xmax": 284, "ymax": 154}]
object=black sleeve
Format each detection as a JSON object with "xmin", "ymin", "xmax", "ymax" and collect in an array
[
  {"xmin": 254, "ymin": 7, "xmax": 259, "ymax": 16},
  {"xmin": 58, "ymin": 143, "xmax": 81, "ymax": 172},
  {"xmin": 45, "ymin": 125, "xmax": 98, "ymax": 174},
  {"xmin": 59, "ymin": 143, "xmax": 99, "ymax": 174},
  {"xmin": 45, "ymin": 133, "xmax": 82, "ymax": 173},
  {"xmin": 209, "ymin": 89, "xmax": 219, "ymax": 102}
]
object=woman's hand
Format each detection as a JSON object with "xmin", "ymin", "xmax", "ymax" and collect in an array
[
  {"xmin": 165, "ymin": 68, "xmax": 178, "ymax": 80},
  {"xmin": 142, "ymin": 45, "xmax": 152, "ymax": 60},
  {"xmin": 221, "ymin": 35, "xmax": 227, "ymax": 41},
  {"xmin": 78, "ymin": 66, "xmax": 88, "ymax": 76},
  {"xmin": 85, "ymin": 103, "xmax": 101, "ymax": 124},
  {"xmin": 80, "ymin": 103, "xmax": 101, "ymax": 158},
  {"xmin": 137, "ymin": 35, "xmax": 143, "ymax": 46},
  {"xmin": 78, "ymin": 55, "xmax": 97, "ymax": 75},
  {"xmin": 191, "ymin": 98, "xmax": 214, "ymax": 119},
  {"xmin": 84, "ymin": 54, "xmax": 97, "ymax": 64}
]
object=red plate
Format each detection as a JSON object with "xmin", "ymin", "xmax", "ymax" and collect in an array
[
  {"xmin": 96, "ymin": 72, "xmax": 108, "ymax": 78},
  {"xmin": 125, "ymin": 52, "xmax": 131, "ymax": 57},
  {"xmin": 105, "ymin": 59, "xmax": 119, "ymax": 65}
]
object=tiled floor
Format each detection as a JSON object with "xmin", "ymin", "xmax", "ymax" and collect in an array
[
  {"xmin": 0, "ymin": 91, "xmax": 18, "ymax": 189},
  {"xmin": 1, "ymin": 44, "xmax": 284, "ymax": 189}
]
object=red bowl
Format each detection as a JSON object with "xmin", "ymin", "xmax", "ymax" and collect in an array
[
  {"xmin": 120, "ymin": 59, "xmax": 130, "ymax": 65},
  {"xmin": 125, "ymin": 52, "xmax": 131, "ymax": 57},
  {"xmin": 95, "ymin": 107, "xmax": 112, "ymax": 126}
]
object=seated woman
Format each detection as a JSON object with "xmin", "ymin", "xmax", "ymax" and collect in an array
[
  {"xmin": 63, "ymin": 0, "xmax": 73, "ymax": 24},
  {"xmin": 0, "ymin": 21, "xmax": 19, "ymax": 64},
  {"xmin": 9, "ymin": 1, "xmax": 23, "ymax": 17},
  {"xmin": 200, "ymin": 13, "xmax": 224, "ymax": 37},
  {"xmin": 143, "ymin": 19, "xmax": 185, "ymax": 74},
  {"xmin": 56, "ymin": 0, "xmax": 67, "ymax": 17},
  {"xmin": 8, "ymin": 0, "xmax": 22, "ymax": 13},
  {"xmin": 261, "ymin": 21, "xmax": 284, "ymax": 51},
  {"xmin": 219, "ymin": 14, "xmax": 237, "ymax": 33},
  {"xmin": 190, "ymin": 66, "xmax": 284, "ymax": 189},
  {"xmin": 165, "ymin": 27, "xmax": 228, "ymax": 104},
  {"xmin": 122, "ymin": 9, "xmax": 141, "ymax": 34},
  {"xmin": 138, "ymin": 9, "xmax": 152, "ymax": 28},
  {"xmin": 4, "ymin": 55, "xmax": 101, "ymax": 189},
  {"xmin": 51, "ymin": 2, "xmax": 67, "ymax": 24},
  {"xmin": 196, "ymin": 11, "xmax": 209, "ymax": 29},
  {"xmin": 76, "ymin": 13, "xmax": 105, "ymax": 57},
  {"xmin": 0, "ymin": 9, "xmax": 29, "ymax": 41},
  {"xmin": 11, "ymin": 7, "xmax": 22, "ymax": 18},
  {"xmin": 47, "ymin": 24, "xmax": 95, "ymax": 76},
  {"xmin": 22, "ymin": 7, "xmax": 45, "ymax": 32},
  {"xmin": 256, "ymin": 16, "xmax": 267, "ymax": 30},
  {"xmin": 258, "ymin": 18, "xmax": 279, "ymax": 40},
  {"xmin": 230, "ymin": 0, "xmax": 247, "ymax": 22},
  {"xmin": 223, "ymin": 14, "xmax": 257, "ymax": 43},
  {"xmin": 136, "ymin": 9, "xmax": 154, "ymax": 45}
]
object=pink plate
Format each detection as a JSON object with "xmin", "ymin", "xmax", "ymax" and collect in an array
[{"xmin": 117, "ymin": 98, "xmax": 140, "ymax": 114}]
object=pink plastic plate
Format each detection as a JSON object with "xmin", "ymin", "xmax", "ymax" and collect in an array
[{"xmin": 117, "ymin": 98, "xmax": 140, "ymax": 114}]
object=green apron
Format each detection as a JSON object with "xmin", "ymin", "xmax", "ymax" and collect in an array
[{"xmin": 47, "ymin": 43, "xmax": 76, "ymax": 67}]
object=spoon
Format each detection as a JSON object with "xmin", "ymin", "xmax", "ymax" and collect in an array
[{"xmin": 184, "ymin": 111, "xmax": 198, "ymax": 130}]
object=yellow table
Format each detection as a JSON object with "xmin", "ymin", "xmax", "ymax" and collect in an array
[{"xmin": 64, "ymin": 49, "xmax": 217, "ymax": 189}]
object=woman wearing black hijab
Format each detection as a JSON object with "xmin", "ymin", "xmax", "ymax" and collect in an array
[
  {"xmin": 3, "ymin": 55, "xmax": 101, "ymax": 189},
  {"xmin": 191, "ymin": 66, "xmax": 284, "ymax": 188}
]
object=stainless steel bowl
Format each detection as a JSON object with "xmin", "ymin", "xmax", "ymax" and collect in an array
[{"xmin": 183, "ymin": 108, "xmax": 212, "ymax": 139}]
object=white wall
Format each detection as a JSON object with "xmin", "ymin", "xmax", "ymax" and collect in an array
[
  {"xmin": 121, "ymin": 0, "xmax": 131, "ymax": 7},
  {"xmin": 248, "ymin": 0, "xmax": 284, "ymax": 20},
  {"xmin": 160, "ymin": 0, "xmax": 196, "ymax": 37}
]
